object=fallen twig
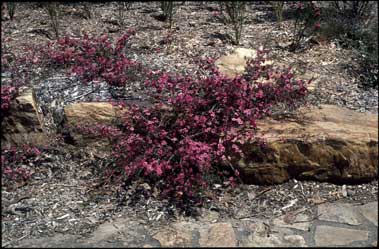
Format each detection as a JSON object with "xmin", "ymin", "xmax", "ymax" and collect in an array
[{"xmin": 251, "ymin": 187, "xmax": 273, "ymax": 200}]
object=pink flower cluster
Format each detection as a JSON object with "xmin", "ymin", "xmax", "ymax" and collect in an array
[
  {"xmin": 1, "ymin": 145, "xmax": 41, "ymax": 185},
  {"xmin": 44, "ymin": 29, "xmax": 141, "ymax": 86},
  {"xmin": 1, "ymin": 86, "xmax": 17, "ymax": 112}
]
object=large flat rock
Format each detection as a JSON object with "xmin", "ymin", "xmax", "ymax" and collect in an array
[
  {"xmin": 236, "ymin": 105, "xmax": 378, "ymax": 184},
  {"xmin": 64, "ymin": 102, "xmax": 125, "ymax": 126},
  {"xmin": 358, "ymin": 202, "xmax": 378, "ymax": 226},
  {"xmin": 317, "ymin": 202, "xmax": 361, "ymax": 225},
  {"xmin": 64, "ymin": 102, "xmax": 377, "ymax": 184},
  {"xmin": 215, "ymin": 48, "xmax": 273, "ymax": 78},
  {"xmin": 216, "ymin": 48, "xmax": 377, "ymax": 184},
  {"xmin": 314, "ymin": 226, "xmax": 369, "ymax": 246},
  {"xmin": 63, "ymin": 102, "xmax": 127, "ymax": 149}
]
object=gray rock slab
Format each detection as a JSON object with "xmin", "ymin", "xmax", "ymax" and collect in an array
[
  {"xmin": 199, "ymin": 223, "xmax": 237, "ymax": 247},
  {"xmin": 318, "ymin": 202, "xmax": 361, "ymax": 225},
  {"xmin": 314, "ymin": 225, "xmax": 369, "ymax": 246},
  {"xmin": 244, "ymin": 233, "xmax": 307, "ymax": 247},
  {"xmin": 15, "ymin": 235, "xmax": 82, "ymax": 248},
  {"xmin": 272, "ymin": 213, "xmax": 311, "ymax": 231},
  {"xmin": 152, "ymin": 221, "xmax": 197, "ymax": 247},
  {"xmin": 357, "ymin": 202, "xmax": 378, "ymax": 226}
]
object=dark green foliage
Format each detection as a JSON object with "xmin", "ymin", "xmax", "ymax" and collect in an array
[
  {"xmin": 160, "ymin": 1, "xmax": 175, "ymax": 28},
  {"xmin": 320, "ymin": 1, "xmax": 378, "ymax": 88},
  {"xmin": 219, "ymin": 1, "xmax": 247, "ymax": 45},
  {"xmin": 45, "ymin": 2, "xmax": 60, "ymax": 39},
  {"xmin": 270, "ymin": 1, "xmax": 285, "ymax": 23},
  {"xmin": 7, "ymin": 2, "xmax": 16, "ymax": 20}
]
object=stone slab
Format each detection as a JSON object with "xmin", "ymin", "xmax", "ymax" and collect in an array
[
  {"xmin": 272, "ymin": 213, "xmax": 311, "ymax": 231},
  {"xmin": 358, "ymin": 202, "xmax": 378, "ymax": 226},
  {"xmin": 318, "ymin": 202, "xmax": 361, "ymax": 225},
  {"xmin": 314, "ymin": 226, "xmax": 369, "ymax": 246},
  {"xmin": 199, "ymin": 223, "xmax": 237, "ymax": 247}
]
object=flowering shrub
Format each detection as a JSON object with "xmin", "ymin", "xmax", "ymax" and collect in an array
[
  {"xmin": 1, "ymin": 86, "xmax": 17, "ymax": 113},
  {"xmin": 79, "ymin": 50, "xmax": 309, "ymax": 205},
  {"xmin": 1, "ymin": 38, "xmax": 46, "ymax": 120},
  {"xmin": 42, "ymin": 30, "xmax": 142, "ymax": 87},
  {"xmin": 1, "ymin": 145, "xmax": 41, "ymax": 187},
  {"xmin": 1, "ymin": 35, "xmax": 48, "ymax": 90},
  {"xmin": 289, "ymin": 1, "xmax": 321, "ymax": 50}
]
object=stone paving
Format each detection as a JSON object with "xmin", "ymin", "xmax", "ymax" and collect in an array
[{"xmin": 14, "ymin": 201, "xmax": 378, "ymax": 247}]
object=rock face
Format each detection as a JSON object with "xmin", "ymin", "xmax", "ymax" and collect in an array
[
  {"xmin": 317, "ymin": 202, "xmax": 361, "ymax": 225},
  {"xmin": 152, "ymin": 222, "xmax": 198, "ymax": 247},
  {"xmin": 215, "ymin": 48, "xmax": 257, "ymax": 78},
  {"xmin": 215, "ymin": 47, "xmax": 274, "ymax": 78},
  {"xmin": 236, "ymin": 105, "xmax": 378, "ymax": 184},
  {"xmin": 198, "ymin": 223, "xmax": 237, "ymax": 247},
  {"xmin": 358, "ymin": 202, "xmax": 378, "ymax": 226},
  {"xmin": 1, "ymin": 88, "xmax": 49, "ymax": 147},
  {"xmin": 314, "ymin": 226, "xmax": 369, "ymax": 246},
  {"xmin": 64, "ymin": 102, "xmax": 125, "ymax": 126},
  {"xmin": 63, "ymin": 102, "xmax": 127, "ymax": 148},
  {"xmin": 64, "ymin": 102, "xmax": 377, "ymax": 184}
]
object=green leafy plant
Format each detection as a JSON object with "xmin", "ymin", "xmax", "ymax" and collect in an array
[
  {"xmin": 289, "ymin": 2, "xmax": 321, "ymax": 51},
  {"xmin": 270, "ymin": 1, "xmax": 285, "ymax": 23},
  {"xmin": 7, "ymin": 2, "xmax": 16, "ymax": 20},
  {"xmin": 319, "ymin": 1, "xmax": 377, "ymax": 88},
  {"xmin": 45, "ymin": 2, "xmax": 60, "ymax": 39},
  {"xmin": 82, "ymin": 2, "xmax": 92, "ymax": 19},
  {"xmin": 354, "ymin": 18, "xmax": 378, "ymax": 89},
  {"xmin": 219, "ymin": 1, "xmax": 247, "ymax": 45},
  {"xmin": 117, "ymin": 2, "xmax": 135, "ymax": 27},
  {"xmin": 160, "ymin": 1, "xmax": 175, "ymax": 28}
]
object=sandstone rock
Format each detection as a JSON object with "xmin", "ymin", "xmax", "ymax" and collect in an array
[
  {"xmin": 2, "ymin": 88, "xmax": 49, "ymax": 147},
  {"xmin": 215, "ymin": 47, "xmax": 274, "ymax": 78},
  {"xmin": 216, "ymin": 54, "xmax": 247, "ymax": 78},
  {"xmin": 235, "ymin": 105, "xmax": 378, "ymax": 184},
  {"xmin": 234, "ymin": 48, "xmax": 257, "ymax": 60},
  {"xmin": 199, "ymin": 223, "xmax": 237, "ymax": 247},
  {"xmin": 317, "ymin": 202, "xmax": 361, "ymax": 225},
  {"xmin": 215, "ymin": 48, "xmax": 257, "ymax": 78},
  {"xmin": 64, "ymin": 102, "xmax": 125, "ymax": 126},
  {"xmin": 314, "ymin": 226, "xmax": 369, "ymax": 246},
  {"xmin": 63, "ymin": 102, "xmax": 126, "ymax": 147}
]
